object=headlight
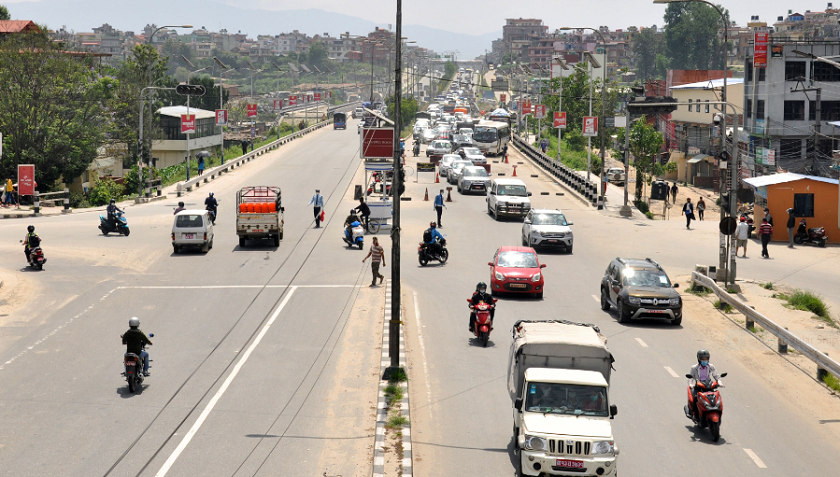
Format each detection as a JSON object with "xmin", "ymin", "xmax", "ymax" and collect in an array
[
  {"xmin": 670, "ymin": 297, "xmax": 681, "ymax": 306},
  {"xmin": 524, "ymin": 435, "xmax": 548, "ymax": 452},
  {"xmin": 628, "ymin": 296, "xmax": 641, "ymax": 306},
  {"xmin": 591, "ymin": 440, "xmax": 615, "ymax": 455},
  {"xmin": 531, "ymin": 273, "xmax": 541, "ymax": 282},
  {"xmin": 494, "ymin": 271, "xmax": 505, "ymax": 280}
]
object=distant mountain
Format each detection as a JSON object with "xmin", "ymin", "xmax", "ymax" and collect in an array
[{"xmin": 8, "ymin": 0, "xmax": 499, "ymax": 59}]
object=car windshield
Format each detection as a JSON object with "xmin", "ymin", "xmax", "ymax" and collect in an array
[
  {"xmin": 463, "ymin": 147, "xmax": 482, "ymax": 156},
  {"xmin": 463, "ymin": 168, "xmax": 489, "ymax": 177},
  {"xmin": 622, "ymin": 268, "xmax": 672, "ymax": 287},
  {"xmin": 441, "ymin": 156, "xmax": 458, "ymax": 166},
  {"xmin": 497, "ymin": 251, "xmax": 538, "ymax": 268},
  {"xmin": 524, "ymin": 383, "xmax": 609, "ymax": 417},
  {"xmin": 473, "ymin": 127, "xmax": 498, "ymax": 142},
  {"xmin": 175, "ymin": 215, "xmax": 204, "ymax": 228},
  {"xmin": 532, "ymin": 213, "xmax": 568, "ymax": 226},
  {"xmin": 497, "ymin": 185, "xmax": 527, "ymax": 196},
  {"xmin": 452, "ymin": 161, "xmax": 471, "ymax": 171},
  {"xmin": 432, "ymin": 141, "xmax": 450, "ymax": 149}
]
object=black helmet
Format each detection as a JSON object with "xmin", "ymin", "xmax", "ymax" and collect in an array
[
  {"xmin": 476, "ymin": 282, "xmax": 487, "ymax": 292},
  {"xmin": 697, "ymin": 349, "xmax": 710, "ymax": 362},
  {"xmin": 110, "ymin": 198, "xmax": 115, "ymax": 204},
  {"xmin": 350, "ymin": 209, "xmax": 356, "ymax": 215},
  {"xmin": 209, "ymin": 192, "xmax": 214, "ymax": 197},
  {"xmin": 429, "ymin": 221, "xmax": 436, "ymax": 228},
  {"xmin": 178, "ymin": 201, "xmax": 184, "ymax": 207},
  {"xmin": 27, "ymin": 225, "xmax": 35, "ymax": 233}
]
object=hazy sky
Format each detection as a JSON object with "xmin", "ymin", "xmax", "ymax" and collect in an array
[{"xmin": 3, "ymin": 0, "xmax": 825, "ymax": 35}]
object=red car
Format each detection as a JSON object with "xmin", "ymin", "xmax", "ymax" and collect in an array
[{"xmin": 488, "ymin": 246, "xmax": 546, "ymax": 298}]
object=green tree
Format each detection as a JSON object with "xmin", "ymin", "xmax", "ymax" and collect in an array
[
  {"xmin": 161, "ymin": 37, "xmax": 193, "ymax": 72},
  {"xmin": 664, "ymin": 2, "xmax": 729, "ymax": 70},
  {"xmin": 308, "ymin": 42, "xmax": 329, "ymax": 68},
  {"xmin": 632, "ymin": 27, "xmax": 665, "ymax": 80},
  {"xmin": 443, "ymin": 61, "xmax": 457, "ymax": 79},
  {"xmin": 627, "ymin": 116, "xmax": 672, "ymax": 203},
  {"xmin": 0, "ymin": 30, "xmax": 108, "ymax": 189},
  {"xmin": 0, "ymin": 5, "xmax": 10, "ymax": 20},
  {"xmin": 385, "ymin": 95, "xmax": 418, "ymax": 133}
]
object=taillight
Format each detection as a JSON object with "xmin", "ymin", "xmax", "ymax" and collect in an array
[
  {"xmin": 204, "ymin": 233, "xmax": 208, "ymax": 240},
  {"xmin": 171, "ymin": 233, "xmax": 175, "ymax": 241}
]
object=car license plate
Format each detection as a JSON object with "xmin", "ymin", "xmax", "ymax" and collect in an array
[
  {"xmin": 253, "ymin": 229, "xmax": 264, "ymax": 233},
  {"xmin": 647, "ymin": 309, "xmax": 666, "ymax": 313},
  {"xmin": 509, "ymin": 283, "xmax": 526, "ymax": 289},
  {"xmin": 472, "ymin": 185, "xmax": 484, "ymax": 189},
  {"xmin": 183, "ymin": 233, "xmax": 195, "ymax": 239},
  {"xmin": 556, "ymin": 459, "xmax": 584, "ymax": 469},
  {"xmin": 547, "ymin": 240, "xmax": 559, "ymax": 243}
]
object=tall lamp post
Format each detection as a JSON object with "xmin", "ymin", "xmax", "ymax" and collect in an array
[
  {"xmin": 654, "ymin": 0, "xmax": 734, "ymax": 281},
  {"xmin": 561, "ymin": 27, "xmax": 607, "ymax": 210}
]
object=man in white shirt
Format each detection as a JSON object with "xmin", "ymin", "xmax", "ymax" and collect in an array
[{"xmin": 735, "ymin": 216, "xmax": 750, "ymax": 258}]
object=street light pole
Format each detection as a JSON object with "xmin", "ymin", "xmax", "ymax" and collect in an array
[{"xmin": 388, "ymin": 0, "xmax": 404, "ymax": 374}]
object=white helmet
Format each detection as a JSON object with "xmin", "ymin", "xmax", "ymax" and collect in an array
[{"xmin": 129, "ymin": 317, "xmax": 140, "ymax": 328}]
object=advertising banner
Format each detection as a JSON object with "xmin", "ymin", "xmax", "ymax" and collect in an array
[
  {"xmin": 362, "ymin": 128, "xmax": 395, "ymax": 160},
  {"xmin": 215, "ymin": 109, "xmax": 228, "ymax": 126},
  {"xmin": 533, "ymin": 104, "xmax": 546, "ymax": 119},
  {"xmin": 273, "ymin": 99, "xmax": 283, "ymax": 111},
  {"xmin": 314, "ymin": 93, "xmax": 321, "ymax": 101},
  {"xmin": 582, "ymin": 116, "xmax": 598, "ymax": 137},
  {"xmin": 522, "ymin": 101, "xmax": 532, "ymax": 114},
  {"xmin": 247, "ymin": 104, "xmax": 257, "ymax": 117},
  {"xmin": 17, "ymin": 164, "xmax": 35, "ymax": 196},
  {"xmin": 500, "ymin": 93, "xmax": 506, "ymax": 102},
  {"xmin": 554, "ymin": 112, "xmax": 567, "ymax": 128},
  {"xmin": 754, "ymin": 32, "xmax": 769, "ymax": 68},
  {"xmin": 181, "ymin": 114, "xmax": 196, "ymax": 134},
  {"xmin": 289, "ymin": 95, "xmax": 298, "ymax": 106}
]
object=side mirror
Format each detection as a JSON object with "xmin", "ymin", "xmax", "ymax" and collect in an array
[
  {"xmin": 280, "ymin": 207, "xmax": 285, "ymax": 212},
  {"xmin": 673, "ymin": 283, "xmax": 680, "ymax": 288},
  {"xmin": 488, "ymin": 262, "xmax": 494, "ymax": 266},
  {"xmin": 149, "ymin": 333, "xmax": 154, "ymax": 338},
  {"xmin": 567, "ymin": 222, "xmax": 574, "ymax": 226},
  {"xmin": 720, "ymin": 372, "xmax": 728, "ymax": 378},
  {"xmin": 524, "ymin": 219, "xmax": 531, "ymax": 224},
  {"xmin": 609, "ymin": 405, "xmax": 618, "ymax": 417},
  {"xmin": 685, "ymin": 374, "xmax": 693, "ymax": 379},
  {"xmin": 540, "ymin": 264, "xmax": 546, "ymax": 269},
  {"xmin": 514, "ymin": 398, "xmax": 523, "ymax": 410},
  {"xmin": 489, "ymin": 191, "xmax": 496, "ymax": 195},
  {"xmin": 527, "ymin": 192, "xmax": 533, "ymax": 197}
]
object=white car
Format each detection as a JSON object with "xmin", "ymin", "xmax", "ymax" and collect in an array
[
  {"xmin": 458, "ymin": 146, "xmax": 486, "ymax": 165},
  {"xmin": 521, "ymin": 209, "xmax": 574, "ymax": 253},
  {"xmin": 352, "ymin": 107, "xmax": 364, "ymax": 118},
  {"xmin": 606, "ymin": 167, "xmax": 626, "ymax": 184},
  {"xmin": 439, "ymin": 154, "xmax": 461, "ymax": 178},
  {"xmin": 172, "ymin": 210, "xmax": 214, "ymax": 253},
  {"xmin": 427, "ymin": 140, "xmax": 452, "ymax": 156},
  {"xmin": 447, "ymin": 160, "xmax": 473, "ymax": 184},
  {"xmin": 458, "ymin": 166, "xmax": 491, "ymax": 195},
  {"xmin": 422, "ymin": 128, "xmax": 436, "ymax": 143},
  {"xmin": 487, "ymin": 178, "xmax": 531, "ymax": 220}
]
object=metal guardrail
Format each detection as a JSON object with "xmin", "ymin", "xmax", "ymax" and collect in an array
[
  {"xmin": 691, "ymin": 271, "xmax": 840, "ymax": 381},
  {"xmin": 511, "ymin": 135, "xmax": 599, "ymax": 206},
  {"xmin": 32, "ymin": 189, "xmax": 71, "ymax": 215},
  {"xmin": 177, "ymin": 102, "xmax": 361, "ymax": 197}
]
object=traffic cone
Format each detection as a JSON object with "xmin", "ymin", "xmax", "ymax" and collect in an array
[
  {"xmin": 435, "ymin": 173, "xmax": 440, "ymax": 183},
  {"xmin": 504, "ymin": 153, "xmax": 509, "ymax": 164},
  {"xmin": 446, "ymin": 188, "xmax": 453, "ymax": 203},
  {"xmin": 424, "ymin": 188, "xmax": 429, "ymax": 201},
  {"xmin": 512, "ymin": 165, "xmax": 518, "ymax": 177}
]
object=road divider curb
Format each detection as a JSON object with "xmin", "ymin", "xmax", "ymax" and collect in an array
[{"xmin": 512, "ymin": 135, "xmax": 599, "ymax": 206}]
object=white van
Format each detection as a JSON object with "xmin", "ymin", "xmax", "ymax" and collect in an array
[
  {"xmin": 486, "ymin": 178, "xmax": 531, "ymax": 220},
  {"xmin": 172, "ymin": 210, "xmax": 214, "ymax": 253}
]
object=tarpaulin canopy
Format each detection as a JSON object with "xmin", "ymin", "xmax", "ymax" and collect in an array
[{"xmin": 490, "ymin": 108, "xmax": 511, "ymax": 117}]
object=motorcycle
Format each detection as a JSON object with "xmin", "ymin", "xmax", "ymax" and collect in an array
[
  {"xmin": 20, "ymin": 240, "xmax": 47, "ymax": 270},
  {"xmin": 684, "ymin": 372, "xmax": 728, "ymax": 442},
  {"xmin": 206, "ymin": 205, "xmax": 217, "ymax": 225},
  {"xmin": 417, "ymin": 238, "xmax": 448, "ymax": 266},
  {"xmin": 121, "ymin": 333, "xmax": 153, "ymax": 393},
  {"xmin": 794, "ymin": 218, "xmax": 827, "ymax": 247},
  {"xmin": 413, "ymin": 142, "xmax": 420, "ymax": 157},
  {"xmin": 99, "ymin": 210, "xmax": 130, "ymax": 236},
  {"xmin": 343, "ymin": 221, "xmax": 365, "ymax": 249},
  {"xmin": 468, "ymin": 297, "xmax": 497, "ymax": 347}
]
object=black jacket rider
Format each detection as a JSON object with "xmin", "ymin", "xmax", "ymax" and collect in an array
[
  {"xmin": 107, "ymin": 203, "xmax": 123, "ymax": 227},
  {"xmin": 205, "ymin": 196, "xmax": 218, "ymax": 212},
  {"xmin": 469, "ymin": 290, "xmax": 495, "ymax": 330}
]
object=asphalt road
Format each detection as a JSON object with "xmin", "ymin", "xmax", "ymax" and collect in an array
[
  {"xmin": 0, "ymin": 118, "xmax": 382, "ymax": 477},
  {"xmin": 402, "ymin": 143, "xmax": 840, "ymax": 476}
]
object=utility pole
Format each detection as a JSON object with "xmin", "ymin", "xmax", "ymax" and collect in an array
[{"xmin": 388, "ymin": 0, "xmax": 404, "ymax": 375}]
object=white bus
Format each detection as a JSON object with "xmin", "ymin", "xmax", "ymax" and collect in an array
[{"xmin": 473, "ymin": 120, "xmax": 511, "ymax": 156}]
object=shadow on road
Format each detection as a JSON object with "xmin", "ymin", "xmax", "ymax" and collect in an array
[{"xmin": 684, "ymin": 424, "xmax": 728, "ymax": 445}]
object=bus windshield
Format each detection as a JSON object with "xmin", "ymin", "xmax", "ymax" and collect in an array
[{"xmin": 473, "ymin": 127, "xmax": 498, "ymax": 143}]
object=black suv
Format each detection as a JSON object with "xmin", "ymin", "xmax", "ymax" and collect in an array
[{"xmin": 600, "ymin": 258, "xmax": 682, "ymax": 325}]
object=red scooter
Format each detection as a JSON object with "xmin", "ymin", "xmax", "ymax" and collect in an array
[
  {"xmin": 467, "ymin": 297, "xmax": 497, "ymax": 347},
  {"xmin": 684, "ymin": 372, "xmax": 728, "ymax": 442}
]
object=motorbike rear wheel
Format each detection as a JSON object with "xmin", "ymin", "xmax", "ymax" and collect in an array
[
  {"xmin": 794, "ymin": 234, "xmax": 804, "ymax": 244},
  {"xmin": 37, "ymin": 263, "xmax": 43, "ymax": 271},
  {"xmin": 709, "ymin": 420, "xmax": 720, "ymax": 442},
  {"xmin": 127, "ymin": 374, "xmax": 136, "ymax": 393},
  {"xmin": 418, "ymin": 254, "xmax": 429, "ymax": 266}
]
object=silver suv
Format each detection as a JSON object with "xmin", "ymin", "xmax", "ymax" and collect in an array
[{"xmin": 521, "ymin": 209, "xmax": 574, "ymax": 253}]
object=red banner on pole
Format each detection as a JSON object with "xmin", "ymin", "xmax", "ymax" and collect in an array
[
  {"xmin": 754, "ymin": 32, "xmax": 769, "ymax": 68},
  {"xmin": 215, "ymin": 109, "xmax": 228, "ymax": 125},
  {"xmin": 181, "ymin": 114, "xmax": 196, "ymax": 134},
  {"xmin": 534, "ymin": 104, "xmax": 546, "ymax": 119},
  {"xmin": 361, "ymin": 128, "xmax": 395, "ymax": 160},
  {"xmin": 314, "ymin": 93, "xmax": 321, "ymax": 102},
  {"xmin": 247, "ymin": 104, "xmax": 258, "ymax": 117},
  {"xmin": 583, "ymin": 116, "xmax": 598, "ymax": 137},
  {"xmin": 554, "ymin": 112, "xmax": 567, "ymax": 129},
  {"xmin": 273, "ymin": 99, "xmax": 283, "ymax": 111},
  {"xmin": 289, "ymin": 95, "xmax": 298, "ymax": 106},
  {"xmin": 500, "ymin": 93, "xmax": 507, "ymax": 102},
  {"xmin": 17, "ymin": 164, "xmax": 35, "ymax": 195},
  {"xmin": 522, "ymin": 101, "xmax": 532, "ymax": 114}
]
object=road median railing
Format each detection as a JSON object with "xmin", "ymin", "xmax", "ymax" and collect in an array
[
  {"xmin": 511, "ymin": 135, "xmax": 599, "ymax": 206},
  {"xmin": 32, "ymin": 189, "xmax": 71, "ymax": 216},
  {"xmin": 176, "ymin": 102, "xmax": 360, "ymax": 197},
  {"xmin": 691, "ymin": 271, "xmax": 840, "ymax": 382}
]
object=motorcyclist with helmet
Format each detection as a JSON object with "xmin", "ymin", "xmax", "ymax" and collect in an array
[
  {"xmin": 204, "ymin": 192, "xmax": 218, "ymax": 224},
  {"xmin": 688, "ymin": 349, "xmax": 722, "ymax": 418},
  {"xmin": 173, "ymin": 201, "xmax": 186, "ymax": 215},
  {"xmin": 469, "ymin": 281, "xmax": 495, "ymax": 332},
  {"xmin": 423, "ymin": 222, "xmax": 445, "ymax": 258},
  {"xmin": 345, "ymin": 209, "xmax": 361, "ymax": 240},
  {"xmin": 354, "ymin": 198, "xmax": 371, "ymax": 231},
  {"xmin": 22, "ymin": 225, "xmax": 41, "ymax": 262},
  {"xmin": 122, "ymin": 317, "xmax": 153, "ymax": 376},
  {"xmin": 107, "ymin": 198, "xmax": 123, "ymax": 228}
]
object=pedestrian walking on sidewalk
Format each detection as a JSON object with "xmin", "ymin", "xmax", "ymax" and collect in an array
[
  {"xmin": 539, "ymin": 138, "xmax": 548, "ymax": 153},
  {"xmin": 697, "ymin": 197, "xmax": 706, "ymax": 221},
  {"xmin": 362, "ymin": 237, "xmax": 386, "ymax": 287},
  {"xmin": 197, "ymin": 157, "xmax": 205, "ymax": 176},
  {"xmin": 671, "ymin": 182, "xmax": 679, "ymax": 204},
  {"xmin": 240, "ymin": 139, "xmax": 248, "ymax": 156},
  {"xmin": 664, "ymin": 182, "xmax": 671, "ymax": 204},
  {"xmin": 4, "ymin": 177, "xmax": 15, "ymax": 207},
  {"xmin": 759, "ymin": 217, "xmax": 773, "ymax": 258},
  {"xmin": 786, "ymin": 208, "xmax": 796, "ymax": 248},
  {"xmin": 308, "ymin": 189, "xmax": 324, "ymax": 228},
  {"xmin": 735, "ymin": 216, "xmax": 750, "ymax": 257},
  {"xmin": 681, "ymin": 198, "xmax": 695, "ymax": 229},
  {"xmin": 434, "ymin": 189, "xmax": 447, "ymax": 227}
]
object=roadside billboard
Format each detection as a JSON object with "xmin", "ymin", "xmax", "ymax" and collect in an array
[
  {"xmin": 583, "ymin": 116, "xmax": 598, "ymax": 137},
  {"xmin": 181, "ymin": 114, "xmax": 196, "ymax": 134},
  {"xmin": 554, "ymin": 112, "xmax": 567, "ymax": 128},
  {"xmin": 215, "ymin": 109, "xmax": 228, "ymax": 126},
  {"xmin": 361, "ymin": 128, "xmax": 395, "ymax": 160},
  {"xmin": 18, "ymin": 164, "xmax": 35, "ymax": 195},
  {"xmin": 247, "ymin": 104, "xmax": 258, "ymax": 117}
]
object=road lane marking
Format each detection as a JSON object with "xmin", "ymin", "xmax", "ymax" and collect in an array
[
  {"xmin": 743, "ymin": 449, "xmax": 767, "ymax": 468},
  {"xmin": 664, "ymin": 366, "xmax": 680, "ymax": 378},
  {"xmin": 116, "ymin": 285, "xmax": 359, "ymax": 289},
  {"xmin": 635, "ymin": 338, "xmax": 649, "ymax": 348},
  {"xmin": 412, "ymin": 291, "xmax": 432, "ymax": 419},
  {"xmin": 591, "ymin": 294, "xmax": 599, "ymax": 302},
  {"xmin": 154, "ymin": 287, "xmax": 298, "ymax": 477}
]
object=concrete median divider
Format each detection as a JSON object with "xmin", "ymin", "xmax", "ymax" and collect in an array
[{"xmin": 511, "ymin": 135, "xmax": 599, "ymax": 206}]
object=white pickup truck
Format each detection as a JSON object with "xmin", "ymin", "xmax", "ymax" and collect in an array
[
  {"xmin": 236, "ymin": 186, "xmax": 284, "ymax": 247},
  {"xmin": 508, "ymin": 320, "xmax": 618, "ymax": 477}
]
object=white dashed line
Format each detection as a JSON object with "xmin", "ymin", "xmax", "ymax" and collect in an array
[
  {"xmin": 743, "ymin": 449, "xmax": 767, "ymax": 468},
  {"xmin": 664, "ymin": 366, "xmax": 680, "ymax": 378},
  {"xmin": 591, "ymin": 294, "xmax": 599, "ymax": 302},
  {"xmin": 413, "ymin": 291, "xmax": 432, "ymax": 419},
  {"xmin": 154, "ymin": 287, "xmax": 298, "ymax": 477},
  {"xmin": 635, "ymin": 338, "xmax": 649, "ymax": 348}
]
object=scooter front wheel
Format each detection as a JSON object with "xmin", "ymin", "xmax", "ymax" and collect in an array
[
  {"xmin": 794, "ymin": 234, "xmax": 804, "ymax": 244},
  {"xmin": 709, "ymin": 420, "xmax": 720, "ymax": 442},
  {"xmin": 481, "ymin": 330, "xmax": 489, "ymax": 347}
]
